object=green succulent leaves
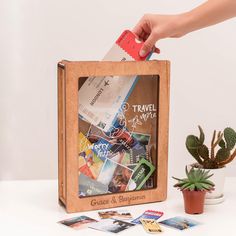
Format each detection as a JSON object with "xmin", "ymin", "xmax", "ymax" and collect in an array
[
  {"xmin": 218, "ymin": 139, "xmax": 226, "ymax": 149},
  {"xmin": 185, "ymin": 126, "xmax": 210, "ymax": 164},
  {"xmin": 185, "ymin": 135, "xmax": 204, "ymax": 164},
  {"xmin": 198, "ymin": 145, "xmax": 209, "ymax": 160},
  {"xmin": 198, "ymin": 125, "xmax": 205, "ymax": 144},
  {"xmin": 215, "ymin": 148, "xmax": 230, "ymax": 163},
  {"xmin": 186, "ymin": 126, "xmax": 236, "ymax": 168},
  {"xmin": 224, "ymin": 127, "xmax": 236, "ymax": 151},
  {"xmin": 173, "ymin": 167, "xmax": 215, "ymax": 191}
]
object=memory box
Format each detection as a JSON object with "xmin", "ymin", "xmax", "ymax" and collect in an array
[{"xmin": 58, "ymin": 30, "xmax": 170, "ymax": 212}]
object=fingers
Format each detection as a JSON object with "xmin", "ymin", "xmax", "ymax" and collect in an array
[
  {"xmin": 139, "ymin": 32, "xmax": 158, "ymax": 57},
  {"xmin": 132, "ymin": 16, "xmax": 145, "ymax": 37},
  {"xmin": 132, "ymin": 24, "xmax": 142, "ymax": 38},
  {"xmin": 154, "ymin": 47, "xmax": 160, "ymax": 54}
]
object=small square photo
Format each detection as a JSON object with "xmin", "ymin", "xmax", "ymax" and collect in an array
[
  {"xmin": 58, "ymin": 215, "xmax": 97, "ymax": 230},
  {"xmin": 159, "ymin": 216, "xmax": 200, "ymax": 230},
  {"xmin": 98, "ymin": 210, "xmax": 133, "ymax": 220},
  {"xmin": 89, "ymin": 218, "xmax": 135, "ymax": 233}
]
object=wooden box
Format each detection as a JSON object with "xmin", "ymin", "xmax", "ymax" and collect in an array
[{"xmin": 58, "ymin": 60, "xmax": 170, "ymax": 213}]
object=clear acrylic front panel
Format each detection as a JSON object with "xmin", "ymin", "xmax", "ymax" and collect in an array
[{"xmin": 78, "ymin": 74, "xmax": 159, "ymax": 197}]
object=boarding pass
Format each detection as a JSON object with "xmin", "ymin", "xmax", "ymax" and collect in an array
[{"xmin": 78, "ymin": 30, "xmax": 152, "ymax": 132}]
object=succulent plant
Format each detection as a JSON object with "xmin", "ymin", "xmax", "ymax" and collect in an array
[
  {"xmin": 186, "ymin": 126, "xmax": 236, "ymax": 169},
  {"xmin": 173, "ymin": 166, "xmax": 215, "ymax": 191}
]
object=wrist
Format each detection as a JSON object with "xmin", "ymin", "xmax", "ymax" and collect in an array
[{"xmin": 175, "ymin": 12, "xmax": 194, "ymax": 37}]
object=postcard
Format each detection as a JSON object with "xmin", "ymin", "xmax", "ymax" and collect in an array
[
  {"xmin": 108, "ymin": 152, "xmax": 125, "ymax": 164},
  {"xmin": 58, "ymin": 215, "xmax": 97, "ymax": 230},
  {"xmin": 97, "ymin": 159, "xmax": 133, "ymax": 193},
  {"xmin": 79, "ymin": 173, "xmax": 108, "ymax": 197},
  {"xmin": 129, "ymin": 144, "xmax": 147, "ymax": 164},
  {"xmin": 131, "ymin": 132, "xmax": 150, "ymax": 146},
  {"xmin": 108, "ymin": 151, "xmax": 131, "ymax": 166},
  {"xmin": 92, "ymin": 138, "xmax": 113, "ymax": 160},
  {"xmin": 98, "ymin": 210, "xmax": 133, "ymax": 220},
  {"xmin": 87, "ymin": 124, "xmax": 122, "ymax": 144},
  {"xmin": 89, "ymin": 218, "xmax": 135, "ymax": 233},
  {"xmin": 87, "ymin": 124, "xmax": 110, "ymax": 143},
  {"xmin": 97, "ymin": 159, "xmax": 118, "ymax": 185},
  {"xmin": 159, "ymin": 216, "xmax": 201, "ymax": 230},
  {"xmin": 78, "ymin": 132, "xmax": 91, "ymax": 153},
  {"xmin": 78, "ymin": 149, "xmax": 104, "ymax": 179}
]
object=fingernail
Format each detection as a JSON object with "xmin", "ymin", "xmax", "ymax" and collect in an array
[{"xmin": 139, "ymin": 49, "xmax": 147, "ymax": 57}]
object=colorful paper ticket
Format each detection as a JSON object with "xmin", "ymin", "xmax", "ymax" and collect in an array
[
  {"xmin": 140, "ymin": 219, "xmax": 163, "ymax": 233},
  {"xmin": 132, "ymin": 210, "xmax": 163, "ymax": 224}
]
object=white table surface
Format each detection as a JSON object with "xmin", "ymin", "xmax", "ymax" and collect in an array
[{"xmin": 0, "ymin": 178, "xmax": 235, "ymax": 236}]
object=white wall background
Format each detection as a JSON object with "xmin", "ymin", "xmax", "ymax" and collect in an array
[{"xmin": 1, "ymin": 0, "xmax": 236, "ymax": 180}]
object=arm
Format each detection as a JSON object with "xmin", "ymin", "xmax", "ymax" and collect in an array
[
  {"xmin": 182, "ymin": 0, "xmax": 236, "ymax": 35},
  {"xmin": 133, "ymin": 0, "xmax": 236, "ymax": 56}
]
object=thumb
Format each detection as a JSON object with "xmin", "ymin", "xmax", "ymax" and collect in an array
[{"xmin": 139, "ymin": 32, "xmax": 158, "ymax": 57}]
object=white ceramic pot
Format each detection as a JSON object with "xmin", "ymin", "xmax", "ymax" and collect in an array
[{"xmin": 204, "ymin": 166, "xmax": 226, "ymax": 204}]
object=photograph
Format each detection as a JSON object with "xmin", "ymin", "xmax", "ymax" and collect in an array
[
  {"xmin": 92, "ymin": 137, "xmax": 113, "ymax": 161},
  {"xmin": 58, "ymin": 215, "xmax": 97, "ymax": 230},
  {"xmin": 78, "ymin": 149, "xmax": 104, "ymax": 180},
  {"xmin": 122, "ymin": 132, "xmax": 151, "ymax": 164},
  {"xmin": 97, "ymin": 159, "xmax": 133, "ymax": 193},
  {"xmin": 78, "ymin": 132, "xmax": 92, "ymax": 153},
  {"xmin": 98, "ymin": 210, "xmax": 133, "ymax": 220},
  {"xmin": 89, "ymin": 218, "xmax": 135, "ymax": 233},
  {"xmin": 108, "ymin": 152, "xmax": 125, "ymax": 164},
  {"xmin": 87, "ymin": 124, "xmax": 110, "ymax": 143},
  {"xmin": 159, "ymin": 216, "xmax": 200, "ymax": 230},
  {"xmin": 79, "ymin": 173, "xmax": 108, "ymax": 197},
  {"xmin": 108, "ymin": 151, "xmax": 131, "ymax": 166},
  {"xmin": 97, "ymin": 159, "xmax": 118, "ymax": 185},
  {"xmin": 129, "ymin": 144, "xmax": 147, "ymax": 164},
  {"xmin": 131, "ymin": 132, "xmax": 151, "ymax": 146}
]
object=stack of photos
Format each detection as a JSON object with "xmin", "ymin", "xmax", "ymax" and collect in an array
[
  {"xmin": 78, "ymin": 75, "xmax": 158, "ymax": 197},
  {"xmin": 58, "ymin": 213, "xmax": 202, "ymax": 234},
  {"xmin": 58, "ymin": 210, "xmax": 135, "ymax": 233}
]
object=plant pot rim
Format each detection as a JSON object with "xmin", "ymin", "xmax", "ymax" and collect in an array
[
  {"xmin": 181, "ymin": 189, "xmax": 208, "ymax": 193},
  {"xmin": 190, "ymin": 163, "xmax": 226, "ymax": 170}
]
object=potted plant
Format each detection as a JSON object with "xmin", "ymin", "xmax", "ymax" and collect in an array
[
  {"xmin": 173, "ymin": 166, "xmax": 214, "ymax": 214},
  {"xmin": 186, "ymin": 126, "xmax": 236, "ymax": 204}
]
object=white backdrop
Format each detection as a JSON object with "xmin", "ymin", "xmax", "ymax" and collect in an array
[{"xmin": 1, "ymin": 0, "xmax": 236, "ymax": 180}]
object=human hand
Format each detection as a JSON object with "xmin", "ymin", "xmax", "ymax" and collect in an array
[{"xmin": 133, "ymin": 14, "xmax": 187, "ymax": 57}]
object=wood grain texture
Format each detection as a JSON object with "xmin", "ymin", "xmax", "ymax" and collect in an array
[
  {"xmin": 58, "ymin": 60, "xmax": 170, "ymax": 213},
  {"xmin": 57, "ymin": 65, "xmax": 66, "ymax": 204}
]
